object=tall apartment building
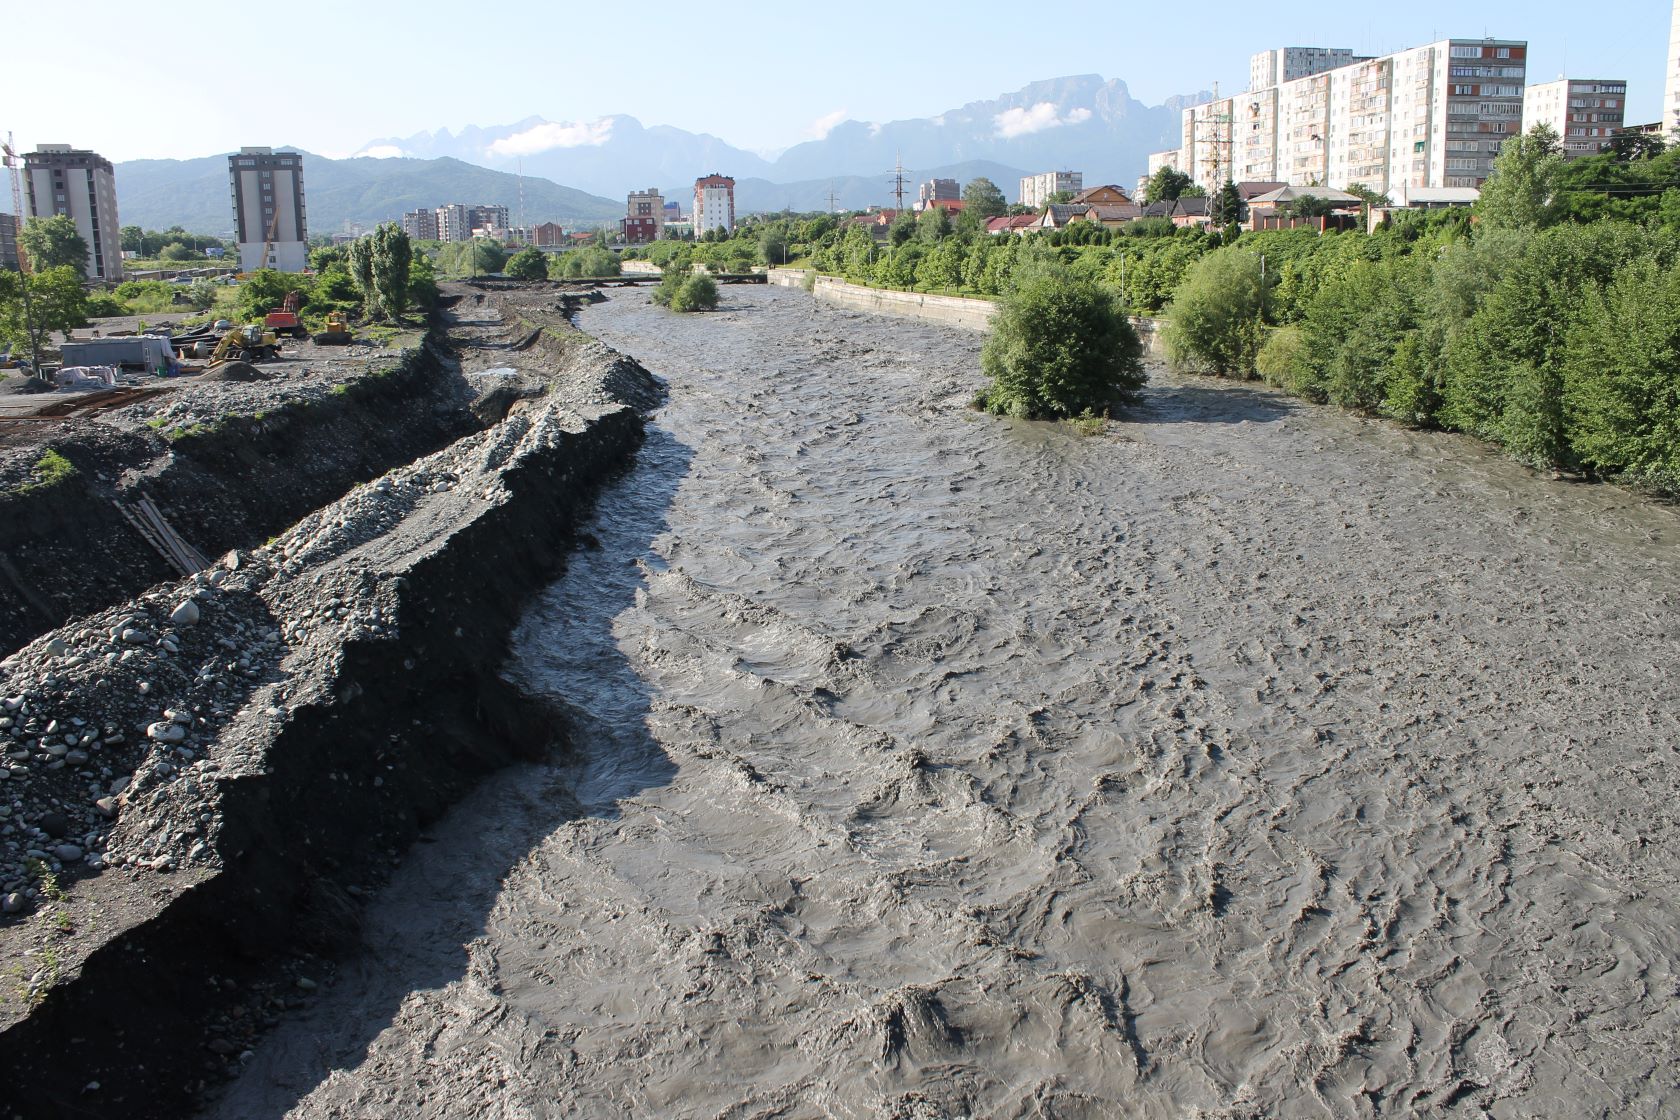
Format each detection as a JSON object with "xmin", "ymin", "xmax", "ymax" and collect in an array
[
  {"xmin": 624, "ymin": 188, "xmax": 664, "ymax": 243},
  {"xmin": 1176, "ymin": 38, "xmax": 1525, "ymax": 203},
  {"xmin": 23, "ymin": 144, "xmax": 122, "ymax": 281},
  {"xmin": 1019, "ymin": 171, "xmax": 1083, "ymax": 209},
  {"xmin": 0, "ymin": 213, "xmax": 18, "ymax": 271},
  {"xmin": 694, "ymin": 174, "xmax": 735, "ymax": 235},
  {"xmin": 401, "ymin": 208, "xmax": 439, "ymax": 242},
  {"xmin": 229, "ymin": 147, "xmax": 308, "ymax": 273},
  {"xmin": 1668, "ymin": 0, "xmax": 1680, "ymax": 136},
  {"xmin": 435, "ymin": 204, "xmax": 471, "ymax": 242},
  {"xmin": 468, "ymin": 204, "xmax": 509, "ymax": 235},
  {"xmin": 918, "ymin": 178, "xmax": 959, "ymax": 208},
  {"xmin": 1250, "ymin": 47, "xmax": 1358, "ymax": 92},
  {"xmin": 1524, "ymin": 79, "xmax": 1627, "ymax": 157}
]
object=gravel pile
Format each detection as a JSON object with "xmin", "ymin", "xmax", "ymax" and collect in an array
[{"xmin": 0, "ymin": 564, "xmax": 280, "ymax": 920}]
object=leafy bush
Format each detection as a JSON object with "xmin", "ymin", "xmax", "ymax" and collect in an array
[
  {"xmin": 505, "ymin": 248, "xmax": 549, "ymax": 280},
  {"xmin": 551, "ymin": 247, "xmax": 621, "ymax": 278},
  {"xmin": 977, "ymin": 273, "xmax": 1145, "ymax": 419},
  {"xmin": 1163, "ymin": 249, "xmax": 1266, "ymax": 378},
  {"xmin": 669, "ymin": 273, "xmax": 719, "ymax": 312}
]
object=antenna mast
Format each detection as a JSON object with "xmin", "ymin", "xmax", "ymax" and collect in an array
[{"xmin": 890, "ymin": 151, "xmax": 908, "ymax": 212}]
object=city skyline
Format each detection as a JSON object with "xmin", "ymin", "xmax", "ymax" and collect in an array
[{"xmin": 8, "ymin": 0, "xmax": 1670, "ymax": 166}]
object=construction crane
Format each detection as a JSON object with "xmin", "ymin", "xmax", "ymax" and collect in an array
[
  {"xmin": 2, "ymin": 132, "xmax": 22, "ymax": 240},
  {"xmin": 259, "ymin": 205, "xmax": 281, "ymax": 270}
]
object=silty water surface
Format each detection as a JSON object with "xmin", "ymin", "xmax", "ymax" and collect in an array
[{"xmin": 213, "ymin": 285, "xmax": 1680, "ymax": 1118}]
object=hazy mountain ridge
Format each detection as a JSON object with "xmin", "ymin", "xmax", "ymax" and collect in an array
[
  {"xmin": 113, "ymin": 76, "xmax": 1205, "ymax": 232},
  {"xmin": 113, "ymin": 152, "xmax": 622, "ymax": 235},
  {"xmin": 357, "ymin": 75, "xmax": 1205, "ymax": 202}
]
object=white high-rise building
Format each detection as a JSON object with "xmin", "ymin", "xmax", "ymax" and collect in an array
[
  {"xmin": 1019, "ymin": 171, "xmax": 1083, "ymax": 210},
  {"xmin": 1524, "ymin": 79, "xmax": 1628, "ymax": 157},
  {"xmin": 229, "ymin": 147, "xmax": 308, "ymax": 272},
  {"xmin": 1250, "ymin": 47, "xmax": 1357, "ymax": 92},
  {"xmin": 693, "ymin": 174, "xmax": 735, "ymax": 235},
  {"xmin": 23, "ymin": 144, "xmax": 122, "ymax": 281},
  {"xmin": 1174, "ymin": 38, "xmax": 1526, "ymax": 202}
]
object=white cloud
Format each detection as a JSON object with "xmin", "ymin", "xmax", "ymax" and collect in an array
[
  {"xmin": 930, "ymin": 115, "xmax": 946, "ymax": 127},
  {"xmin": 868, "ymin": 122, "xmax": 884, "ymax": 138},
  {"xmin": 488, "ymin": 118, "xmax": 615, "ymax": 157},
  {"xmin": 806, "ymin": 109, "xmax": 849, "ymax": 140},
  {"xmin": 354, "ymin": 144, "xmax": 406, "ymax": 159},
  {"xmin": 993, "ymin": 102, "xmax": 1092, "ymax": 139}
]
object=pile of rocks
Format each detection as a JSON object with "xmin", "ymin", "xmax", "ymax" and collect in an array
[{"xmin": 0, "ymin": 566, "xmax": 284, "ymax": 916}]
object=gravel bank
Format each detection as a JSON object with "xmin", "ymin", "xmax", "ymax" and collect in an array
[{"xmin": 0, "ymin": 284, "xmax": 659, "ymax": 1117}]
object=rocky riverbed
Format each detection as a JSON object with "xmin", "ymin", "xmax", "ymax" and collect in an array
[{"xmin": 207, "ymin": 286, "xmax": 1680, "ymax": 1117}]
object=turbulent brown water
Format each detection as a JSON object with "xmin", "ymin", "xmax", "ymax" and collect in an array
[{"xmin": 212, "ymin": 287, "xmax": 1680, "ymax": 1118}]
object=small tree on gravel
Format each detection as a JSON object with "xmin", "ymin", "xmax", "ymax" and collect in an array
[{"xmin": 977, "ymin": 272, "xmax": 1145, "ymax": 418}]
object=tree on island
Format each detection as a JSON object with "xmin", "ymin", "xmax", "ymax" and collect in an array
[{"xmin": 977, "ymin": 272, "xmax": 1146, "ymax": 419}]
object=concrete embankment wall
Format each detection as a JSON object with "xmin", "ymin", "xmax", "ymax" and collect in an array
[
  {"xmin": 0, "ymin": 297, "xmax": 658, "ymax": 1118},
  {"xmin": 767, "ymin": 268, "xmax": 1166, "ymax": 354}
]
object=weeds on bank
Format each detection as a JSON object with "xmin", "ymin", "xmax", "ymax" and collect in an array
[{"xmin": 1068, "ymin": 409, "xmax": 1108, "ymax": 437}]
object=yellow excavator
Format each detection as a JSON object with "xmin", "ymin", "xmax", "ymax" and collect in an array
[
  {"xmin": 314, "ymin": 310, "xmax": 353, "ymax": 345},
  {"xmin": 207, "ymin": 324, "xmax": 281, "ymax": 366}
]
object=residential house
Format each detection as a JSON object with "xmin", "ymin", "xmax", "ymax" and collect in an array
[
  {"xmin": 985, "ymin": 214, "xmax": 1039, "ymax": 236},
  {"xmin": 1074, "ymin": 203, "xmax": 1144, "ymax": 228},
  {"xmin": 1037, "ymin": 203, "xmax": 1092, "ymax": 230},
  {"xmin": 1069, "ymin": 185, "xmax": 1133, "ymax": 206},
  {"xmin": 533, "ymin": 222, "xmax": 566, "ymax": 248}
]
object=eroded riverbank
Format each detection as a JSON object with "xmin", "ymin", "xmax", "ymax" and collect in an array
[{"xmin": 213, "ymin": 286, "xmax": 1680, "ymax": 1118}]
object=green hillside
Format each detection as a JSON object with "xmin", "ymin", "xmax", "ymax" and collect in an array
[{"xmin": 113, "ymin": 151, "xmax": 622, "ymax": 235}]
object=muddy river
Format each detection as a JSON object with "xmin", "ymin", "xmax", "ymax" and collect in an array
[{"xmin": 211, "ymin": 286, "xmax": 1680, "ymax": 1118}]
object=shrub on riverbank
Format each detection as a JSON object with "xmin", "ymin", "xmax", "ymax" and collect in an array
[
  {"xmin": 977, "ymin": 274, "xmax": 1144, "ymax": 419},
  {"xmin": 1163, "ymin": 251, "xmax": 1266, "ymax": 378},
  {"xmin": 670, "ymin": 274, "xmax": 719, "ymax": 312}
]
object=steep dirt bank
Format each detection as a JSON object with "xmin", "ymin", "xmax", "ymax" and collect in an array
[
  {"xmin": 0, "ymin": 284, "xmax": 659, "ymax": 1118},
  {"xmin": 0, "ymin": 329, "xmax": 477, "ymax": 659}
]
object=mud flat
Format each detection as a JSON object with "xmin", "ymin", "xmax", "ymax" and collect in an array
[
  {"xmin": 213, "ymin": 285, "xmax": 1680, "ymax": 1118},
  {"xmin": 0, "ymin": 284, "xmax": 659, "ymax": 1117}
]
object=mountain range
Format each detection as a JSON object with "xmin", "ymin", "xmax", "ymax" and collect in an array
[
  {"xmin": 114, "ymin": 75, "xmax": 1205, "ymax": 234},
  {"xmin": 360, "ymin": 76, "xmax": 1203, "ymax": 201},
  {"xmin": 113, "ymin": 153, "xmax": 622, "ymax": 236}
]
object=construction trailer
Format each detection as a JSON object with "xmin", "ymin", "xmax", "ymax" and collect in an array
[{"xmin": 59, "ymin": 335, "xmax": 177, "ymax": 374}]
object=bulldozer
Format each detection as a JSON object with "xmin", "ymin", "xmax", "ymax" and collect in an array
[
  {"xmin": 313, "ymin": 310, "xmax": 353, "ymax": 346},
  {"xmin": 207, "ymin": 324, "xmax": 282, "ymax": 366}
]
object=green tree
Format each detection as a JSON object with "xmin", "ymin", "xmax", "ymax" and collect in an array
[
  {"xmin": 408, "ymin": 253, "xmax": 440, "ymax": 311},
  {"xmin": 505, "ymin": 247, "xmax": 549, "ymax": 280},
  {"xmin": 1146, "ymin": 167, "xmax": 1193, "ymax": 204},
  {"xmin": 758, "ymin": 227, "xmax": 789, "ymax": 266},
  {"xmin": 1163, "ymin": 249, "xmax": 1267, "ymax": 378},
  {"xmin": 669, "ymin": 273, "xmax": 719, "ymax": 312},
  {"xmin": 236, "ymin": 269, "xmax": 315, "ymax": 321},
  {"xmin": 978, "ymin": 272, "xmax": 1145, "ymax": 418},
  {"xmin": 1214, "ymin": 180, "xmax": 1242, "ymax": 227},
  {"xmin": 887, "ymin": 211, "xmax": 917, "ymax": 246},
  {"xmin": 19, "ymin": 216, "xmax": 89, "ymax": 276},
  {"xmin": 1476, "ymin": 124, "xmax": 1565, "ymax": 230},
  {"xmin": 916, "ymin": 205, "xmax": 950, "ymax": 244},
  {"xmin": 120, "ymin": 226, "xmax": 144, "ymax": 254},
  {"xmin": 346, "ymin": 238, "xmax": 375, "ymax": 304},
  {"xmin": 0, "ymin": 266, "xmax": 89, "ymax": 368},
  {"xmin": 159, "ymin": 243, "xmax": 197, "ymax": 262},
  {"xmin": 1046, "ymin": 190, "xmax": 1074, "ymax": 206},
  {"xmin": 369, "ymin": 223, "xmax": 413, "ymax": 320},
  {"xmin": 962, "ymin": 177, "xmax": 1008, "ymax": 220}
]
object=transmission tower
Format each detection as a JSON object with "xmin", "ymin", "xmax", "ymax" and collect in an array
[
  {"xmin": 826, "ymin": 181, "xmax": 839, "ymax": 213},
  {"xmin": 1192, "ymin": 82, "xmax": 1234, "ymax": 192},
  {"xmin": 889, "ymin": 151, "xmax": 909, "ymax": 212}
]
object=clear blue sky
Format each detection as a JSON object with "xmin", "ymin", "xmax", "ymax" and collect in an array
[{"xmin": 11, "ymin": 0, "xmax": 1671, "ymax": 163}]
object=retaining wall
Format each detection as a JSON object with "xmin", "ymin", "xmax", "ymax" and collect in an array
[{"xmin": 768, "ymin": 268, "xmax": 1166, "ymax": 354}]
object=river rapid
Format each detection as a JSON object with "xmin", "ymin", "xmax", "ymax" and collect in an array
[{"xmin": 212, "ymin": 286, "xmax": 1680, "ymax": 1118}]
